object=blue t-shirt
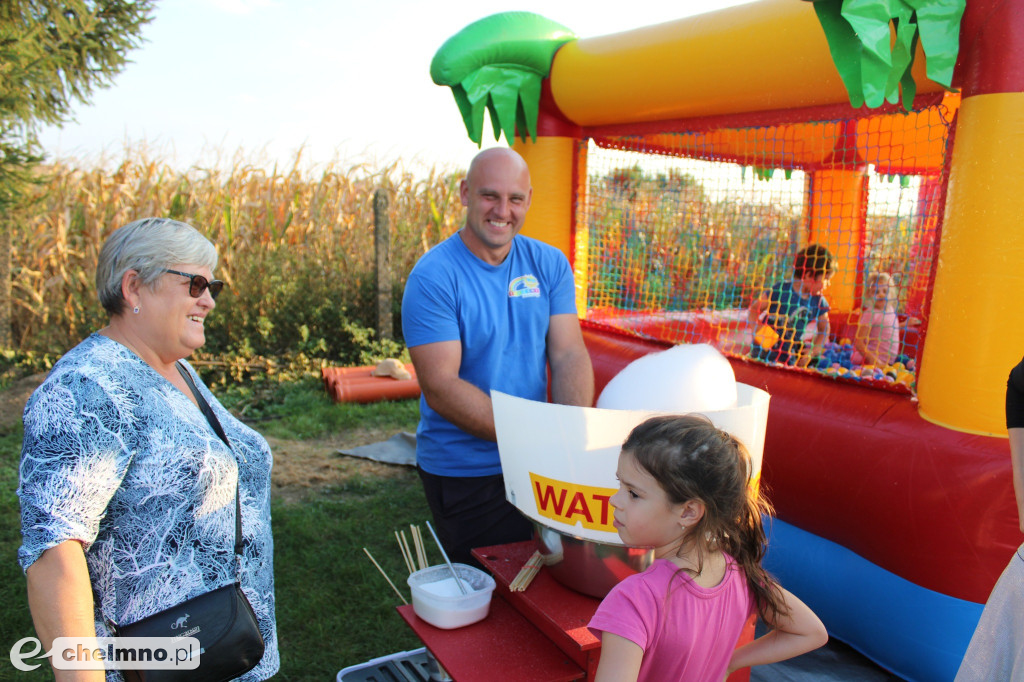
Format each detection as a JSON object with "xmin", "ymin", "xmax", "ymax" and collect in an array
[
  {"xmin": 756, "ymin": 280, "xmax": 830, "ymax": 360},
  {"xmin": 401, "ymin": 232, "xmax": 577, "ymax": 476}
]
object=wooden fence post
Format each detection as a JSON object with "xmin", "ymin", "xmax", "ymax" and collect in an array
[
  {"xmin": 374, "ymin": 188, "xmax": 392, "ymax": 340},
  {"xmin": 0, "ymin": 222, "xmax": 10, "ymax": 349}
]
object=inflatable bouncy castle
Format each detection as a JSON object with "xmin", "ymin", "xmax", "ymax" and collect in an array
[{"xmin": 431, "ymin": 1, "xmax": 1023, "ymax": 679}]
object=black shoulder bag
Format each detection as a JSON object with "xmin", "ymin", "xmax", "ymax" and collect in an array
[{"xmin": 109, "ymin": 363, "xmax": 265, "ymax": 682}]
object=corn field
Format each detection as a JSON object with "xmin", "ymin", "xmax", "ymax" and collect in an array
[{"xmin": 8, "ymin": 149, "xmax": 466, "ymax": 377}]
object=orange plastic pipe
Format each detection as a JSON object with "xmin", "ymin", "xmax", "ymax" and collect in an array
[
  {"xmin": 322, "ymin": 363, "xmax": 416, "ymax": 378},
  {"xmin": 321, "ymin": 365, "xmax": 421, "ymax": 404},
  {"xmin": 327, "ymin": 379, "xmax": 421, "ymax": 404}
]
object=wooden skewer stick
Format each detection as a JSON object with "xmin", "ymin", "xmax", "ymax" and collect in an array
[
  {"xmin": 411, "ymin": 524, "xmax": 428, "ymax": 570},
  {"xmin": 363, "ymin": 547, "xmax": 408, "ymax": 604},
  {"xmin": 401, "ymin": 531, "xmax": 417, "ymax": 574},
  {"xmin": 396, "ymin": 530, "xmax": 415, "ymax": 574},
  {"xmin": 412, "ymin": 525, "xmax": 422, "ymax": 569},
  {"xmin": 409, "ymin": 525, "xmax": 418, "ymax": 568},
  {"xmin": 510, "ymin": 550, "xmax": 545, "ymax": 592},
  {"xmin": 395, "ymin": 531, "xmax": 407, "ymax": 573},
  {"xmin": 420, "ymin": 526, "xmax": 429, "ymax": 569}
]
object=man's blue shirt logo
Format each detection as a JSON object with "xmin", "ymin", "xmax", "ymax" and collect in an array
[{"xmin": 509, "ymin": 274, "xmax": 541, "ymax": 298}]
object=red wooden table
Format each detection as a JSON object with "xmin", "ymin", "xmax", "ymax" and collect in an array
[{"xmin": 399, "ymin": 540, "xmax": 753, "ymax": 682}]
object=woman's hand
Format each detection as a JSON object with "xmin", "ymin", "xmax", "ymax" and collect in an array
[{"xmin": 26, "ymin": 541, "xmax": 106, "ymax": 681}]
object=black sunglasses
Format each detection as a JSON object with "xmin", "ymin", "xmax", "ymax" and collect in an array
[{"xmin": 162, "ymin": 269, "xmax": 225, "ymax": 300}]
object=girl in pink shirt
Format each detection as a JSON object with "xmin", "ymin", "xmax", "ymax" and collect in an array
[
  {"xmin": 588, "ymin": 415, "xmax": 828, "ymax": 682},
  {"xmin": 853, "ymin": 272, "xmax": 901, "ymax": 367}
]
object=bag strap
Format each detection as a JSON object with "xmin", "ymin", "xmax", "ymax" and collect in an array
[{"xmin": 176, "ymin": 362, "xmax": 243, "ymax": 558}]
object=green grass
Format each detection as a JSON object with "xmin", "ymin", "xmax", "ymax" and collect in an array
[
  {"xmin": 273, "ymin": 476, "xmax": 430, "ymax": 678},
  {"xmin": 1, "ymin": 378, "xmax": 434, "ymax": 681},
  {"xmin": 218, "ymin": 376, "xmax": 421, "ymax": 441},
  {"xmin": 0, "ymin": 423, "xmax": 35, "ymax": 677},
  {"xmin": 273, "ymin": 474, "xmax": 432, "ymax": 679}
]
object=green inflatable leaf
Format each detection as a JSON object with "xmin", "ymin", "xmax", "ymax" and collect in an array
[
  {"xmin": 813, "ymin": 1, "xmax": 867, "ymax": 109},
  {"xmin": 812, "ymin": 0, "xmax": 964, "ymax": 111},
  {"xmin": 431, "ymin": 12, "xmax": 576, "ymax": 145},
  {"xmin": 905, "ymin": 0, "xmax": 965, "ymax": 88},
  {"xmin": 893, "ymin": 18, "xmax": 920, "ymax": 108},
  {"xmin": 841, "ymin": 0, "xmax": 897, "ymax": 107}
]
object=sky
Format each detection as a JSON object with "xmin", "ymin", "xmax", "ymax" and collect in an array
[{"xmin": 39, "ymin": 0, "xmax": 754, "ymax": 175}]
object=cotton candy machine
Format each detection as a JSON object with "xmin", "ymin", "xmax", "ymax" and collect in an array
[
  {"xmin": 531, "ymin": 523, "xmax": 653, "ymax": 598},
  {"xmin": 494, "ymin": 344, "xmax": 770, "ymax": 598}
]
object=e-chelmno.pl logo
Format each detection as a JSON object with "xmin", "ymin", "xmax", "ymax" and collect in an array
[{"xmin": 9, "ymin": 636, "xmax": 200, "ymax": 673}]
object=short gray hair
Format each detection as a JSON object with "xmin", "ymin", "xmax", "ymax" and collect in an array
[{"xmin": 96, "ymin": 217, "xmax": 219, "ymax": 315}]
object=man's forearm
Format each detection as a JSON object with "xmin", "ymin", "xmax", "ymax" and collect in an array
[
  {"xmin": 550, "ymin": 348, "xmax": 594, "ymax": 407},
  {"xmin": 422, "ymin": 378, "xmax": 497, "ymax": 441}
]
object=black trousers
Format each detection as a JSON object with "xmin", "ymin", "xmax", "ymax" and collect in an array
[{"xmin": 417, "ymin": 467, "xmax": 533, "ymax": 568}]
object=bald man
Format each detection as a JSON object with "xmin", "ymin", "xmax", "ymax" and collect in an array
[{"xmin": 402, "ymin": 147, "xmax": 594, "ymax": 565}]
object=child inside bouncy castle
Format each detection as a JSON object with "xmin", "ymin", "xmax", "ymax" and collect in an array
[
  {"xmin": 852, "ymin": 272, "xmax": 901, "ymax": 368},
  {"xmin": 814, "ymin": 272, "xmax": 917, "ymax": 386},
  {"xmin": 747, "ymin": 244, "xmax": 836, "ymax": 368}
]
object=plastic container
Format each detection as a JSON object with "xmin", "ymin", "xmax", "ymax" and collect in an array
[
  {"xmin": 336, "ymin": 647, "xmax": 430, "ymax": 681},
  {"xmin": 407, "ymin": 564, "xmax": 495, "ymax": 630}
]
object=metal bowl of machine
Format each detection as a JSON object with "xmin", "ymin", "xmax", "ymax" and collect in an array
[{"xmin": 533, "ymin": 522, "xmax": 653, "ymax": 598}]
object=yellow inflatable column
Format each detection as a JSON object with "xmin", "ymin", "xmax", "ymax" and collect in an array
[
  {"xmin": 514, "ymin": 136, "xmax": 586, "ymax": 314},
  {"xmin": 917, "ymin": 94, "xmax": 1024, "ymax": 435},
  {"xmin": 807, "ymin": 169, "xmax": 866, "ymax": 313}
]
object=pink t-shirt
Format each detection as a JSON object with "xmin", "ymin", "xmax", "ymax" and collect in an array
[
  {"xmin": 588, "ymin": 556, "xmax": 755, "ymax": 682},
  {"xmin": 859, "ymin": 308, "xmax": 900, "ymax": 365}
]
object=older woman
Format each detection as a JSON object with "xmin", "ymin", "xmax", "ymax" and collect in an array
[{"xmin": 18, "ymin": 218, "xmax": 278, "ymax": 681}]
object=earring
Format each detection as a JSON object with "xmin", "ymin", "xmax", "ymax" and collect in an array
[{"xmin": 133, "ymin": 306, "xmax": 140, "ymax": 314}]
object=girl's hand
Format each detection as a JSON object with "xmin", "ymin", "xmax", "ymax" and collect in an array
[{"xmin": 727, "ymin": 588, "xmax": 828, "ymax": 672}]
